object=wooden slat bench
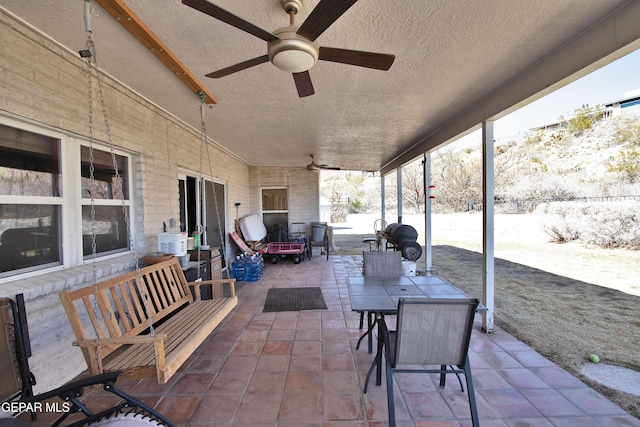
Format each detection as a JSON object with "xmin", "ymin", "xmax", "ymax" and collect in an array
[{"xmin": 59, "ymin": 257, "xmax": 237, "ymax": 384}]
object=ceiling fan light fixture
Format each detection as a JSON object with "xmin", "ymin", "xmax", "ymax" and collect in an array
[{"xmin": 268, "ymin": 26, "xmax": 319, "ymax": 73}]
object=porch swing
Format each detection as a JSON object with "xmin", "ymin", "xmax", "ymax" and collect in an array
[{"xmin": 58, "ymin": 1, "xmax": 237, "ymax": 385}]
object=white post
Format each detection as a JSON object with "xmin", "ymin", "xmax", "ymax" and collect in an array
[
  {"xmin": 397, "ymin": 168, "xmax": 403, "ymax": 223},
  {"xmin": 380, "ymin": 174, "xmax": 386, "ymax": 222},
  {"xmin": 423, "ymin": 153, "xmax": 433, "ymax": 274},
  {"xmin": 482, "ymin": 121, "xmax": 495, "ymax": 332}
]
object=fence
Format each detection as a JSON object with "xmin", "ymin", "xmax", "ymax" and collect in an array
[{"xmin": 461, "ymin": 195, "xmax": 640, "ymax": 214}]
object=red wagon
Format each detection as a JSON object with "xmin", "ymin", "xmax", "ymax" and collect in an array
[{"xmin": 267, "ymin": 241, "xmax": 307, "ymax": 264}]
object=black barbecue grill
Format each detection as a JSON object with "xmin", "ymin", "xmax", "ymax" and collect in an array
[{"xmin": 382, "ymin": 223, "xmax": 422, "ymax": 261}]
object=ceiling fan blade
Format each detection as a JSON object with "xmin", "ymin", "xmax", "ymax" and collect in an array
[
  {"xmin": 297, "ymin": 0, "xmax": 359, "ymax": 41},
  {"xmin": 205, "ymin": 55, "xmax": 270, "ymax": 78},
  {"xmin": 293, "ymin": 71, "xmax": 315, "ymax": 97},
  {"xmin": 182, "ymin": 0, "xmax": 277, "ymax": 42},
  {"xmin": 319, "ymin": 47, "xmax": 395, "ymax": 70},
  {"xmin": 320, "ymin": 166, "xmax": 341, "ymax": 170}
]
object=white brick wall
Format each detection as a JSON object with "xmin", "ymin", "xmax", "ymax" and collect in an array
[
  {"xmin": 248, "ymin": 166, "xmax": 320, "ymax": 229},
  {"xmin": 0, "ymin": 11, "xmax": 266, "ymax": 392}
]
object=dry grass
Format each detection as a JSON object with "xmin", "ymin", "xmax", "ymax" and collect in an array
[{"xmin": 331, "ymin": 213, "xmax": 640, "ymax": 418}]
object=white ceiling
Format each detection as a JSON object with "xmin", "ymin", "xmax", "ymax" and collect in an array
[{"xmin": 2, "ymin": 0, "xmax": 640, "ymax": 173}]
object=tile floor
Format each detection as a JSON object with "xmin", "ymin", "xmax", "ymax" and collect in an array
[{"xmin": 26, "ymin": 255, "xmax": 640, "ymax": 426}]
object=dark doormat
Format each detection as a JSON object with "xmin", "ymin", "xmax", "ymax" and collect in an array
[{"xmin": 263, "ymin": 287, "xmax": 327, "ymax": 312}]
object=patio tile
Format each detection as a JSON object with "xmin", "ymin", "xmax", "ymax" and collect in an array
[
  {"xmin": 519, "ymin": 388, "xmax": 585, "ymax": 417},
  {"xmin": 509, "ymin": 350, "xmax": 557, "ymax": 368},
  {"xmin": 267, "ymin": 328, "xmax": 296, "ymax": 340},
  {"xmin": 167, "ymin": 373, "xmax": 215, "ymax": 395},
  {"xmin": 186, "ymin": 354, "xmax": 226, "ymax": 373},
  {"xmin": 234, "ymin": 393, "xmax": 282, "ymax": 424},
  {"xmin": 285, "ymin": 371, "xmax": 322, "ymax": 393},
  {"xmin": 54, "ymin": 256, "xmax": 639, "ymax": 426},
  {"xmin": 207, "ymin": 371, "xmax": 251, "ymax": 394},
  {"xmin": 479, "ymin": 389, "xmax": 542, "ymax": 418},
  {"xmin": 292, "ymin": 340, "xmax": 322, "ymax": 355},
  {"xmin": 323, "ymin": 393, "xmax": 365, "ymax": 421},
  {"xmin": 529, "ymin": 366, "xmax": 588, "ymax": 388},
  {"xmin": 503, "ymin": 418, "xmax": 555, "ymax": 427},
  {"xmin": 557, "ymin": 387, "xmax": 628, "ymax": 416},
  {"xmin": 477, "ymin": 350, "xmax": 525, "ymax": 369},
  {"xmin": 262, "ymin": 340, "xmax": 293, "ymax": 355},
  {"xmin": 279, "ymin": 393, "xmax": 323, "ymax": 423},
  {"xmin": 323, "ymin": 370, "xmax": 362, "ymax": 393},
  {"xmin": 220, "ymin": 355, "xmax": 259, "ymax": 373},
  {"xmin": 289, "ymin": 354, "xmax": 322, "ymax": 372},
  {"xmin": 255, "ymin": 354, "xmax": 291, "ymax": 372},
  {"xmin": 231, "ymin": 340, "xmax": 264, "ymax": 356},
  {"xmin": 322, "ymin": 353, "xmax": 357, "ymax": 371},
  {"xmin": 471, "ymin": 368, "xmax": 513, "ymax": 390},
  {"xmin": 153, "ymin": 395, "xmax": 201, "ymax": 424},
  {"xmin": 403, "ymin": 391, "xmax": 455, "ymax": 419},
  {"xmin": 189, "ymin": 394, "xmax": 241, "ymax": 424},
  {"xmin": 295, "ymin": 328, "xmax": 322, "ymax": 340},
  {"xmin": 496, "ymin": 367, "xmax": 551, "ymax": 389}
]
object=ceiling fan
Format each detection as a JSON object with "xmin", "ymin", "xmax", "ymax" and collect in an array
[
  {"xmin": 306, "ymin": 155, "xmax": 340, "ymax": 172},
  {"xmin": 182, "ymin": 0, "xmax": 395, "ymax": 97}
]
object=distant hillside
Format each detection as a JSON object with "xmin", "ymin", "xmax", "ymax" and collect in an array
[
  {"xmin": 428, "ymin": 114, "xmax": 640, "ymax": 212},
  {"xmin": 492, "ymin": 114, "xmax": 640, "ymax": 200}
]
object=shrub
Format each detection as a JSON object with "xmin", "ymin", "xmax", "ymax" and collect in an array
[
  {"xmin": 535, "ymin": 201, "xmax": 640, "ymax": 249},
  {"xmin": 605, "ymin": 148, "xmax": 640, "ymax": 183},
  {"xmin": 564, "ymin": 104, "xmax": 604, "ymax": 136},
  {"xmin": 613, "ymin": 118, "xmax": 640, "ymax": 146}
]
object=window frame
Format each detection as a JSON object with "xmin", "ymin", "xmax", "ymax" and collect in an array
[{"xmin": 0, "ymin": 115, "xmax": 135, "ymax": 281}]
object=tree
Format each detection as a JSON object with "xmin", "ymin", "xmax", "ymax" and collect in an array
[
  {"xmin": 401, "ymin": 160, "xmax": 425, "ymax": 214},
  {"xmin": 432, "ymin": 147, "xmax": 482, "ymax": 212}
]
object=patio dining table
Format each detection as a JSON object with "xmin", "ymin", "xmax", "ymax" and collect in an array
[{"xmin": 347, "ymin": 274, "xmax": 484, "ymax": 386}]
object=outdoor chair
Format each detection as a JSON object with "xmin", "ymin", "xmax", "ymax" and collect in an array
[
  {"xmin": 309, "ymin": 222, "xmax": 329, "ymax": 260},
  {"xmin": 364, "ymin": 297, "xmax": 481, "ymax": 427},
  {"xmin": 0, "ymin": 294, "xmax": 176, "ymax": 427},
  {"xmin": 357, "ymin": 251, "xmax": 403, "ymax": 353}
]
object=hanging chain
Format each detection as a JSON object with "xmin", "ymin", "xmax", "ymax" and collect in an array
[
  {"xmin": 83, "ymin": 18, "xmax": 103, "ymax": 373},
  {"xmin": 199, "ymin": 95, "xmax": 227, "ymax": 269},
  {"xmin": 83, "ymin": 1, "xmax": 155, "ymax": 355}
]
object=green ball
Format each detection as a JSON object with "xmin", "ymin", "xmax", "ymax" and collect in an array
[{"xmin": 589, "ymin": 354, "xmax": 600, "ymax": 363}]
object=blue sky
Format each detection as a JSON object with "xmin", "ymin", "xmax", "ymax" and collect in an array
[{"xmin": 454, "ymin": 48, "xmax": 640, "ymax": 147}]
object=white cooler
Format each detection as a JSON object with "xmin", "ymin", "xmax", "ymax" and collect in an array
[{"xmin": 157, "ymin": 233, "xmax": 187, "ymax": 256}]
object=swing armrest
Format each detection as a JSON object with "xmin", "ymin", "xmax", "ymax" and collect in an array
[
  {"xmin": 186, "ymin": 279, "xmax": 236, "ymax": 300},
  {"xmin": 73, "ymin": 334, "xmax": 167, "ymax": 348}
]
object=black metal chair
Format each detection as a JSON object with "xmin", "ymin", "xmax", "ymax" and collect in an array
[
  {"xmin": 0, "ymin": 294, "xmax": 176, "ymax": 427},
  {"xmin": 364, "ymin": 297, "xmax": 481, "ymax": 427}
]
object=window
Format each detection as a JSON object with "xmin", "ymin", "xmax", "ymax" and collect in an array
[
  {"xmin": 80, "ymin": 146, "xmax": 131, "ymax": 257},
  {"xmin": 261, "ymin": 187, "xmax": 288, "ymax": 235},
  {"xmin": 0, "ymin": 119, "xmax": 133, "ymax": 278}
]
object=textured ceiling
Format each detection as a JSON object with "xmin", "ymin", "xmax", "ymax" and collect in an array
[{"xmin": 1, "ymin": 0, "xmax": 639, "ymax": 173}]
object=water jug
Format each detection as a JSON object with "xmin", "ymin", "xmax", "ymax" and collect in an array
[
  {"xmin": 231, "ymin": 259, "xmax": 246, "ymax": 281},
  {"xmin": 245, "ymin": 259, "xmax": 261, "ymax": 282}
]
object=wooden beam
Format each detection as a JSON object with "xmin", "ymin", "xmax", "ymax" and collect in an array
[{"xmin": 95, "ymin": 0, "xmax": 217, "ymax": 104}]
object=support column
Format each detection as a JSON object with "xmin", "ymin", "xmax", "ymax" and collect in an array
[
  {"xmin": 482, "ymin": 121, "xmax": 495, "ymax": 332},
  {"xmin": 423, "ymin": 153, "xmax": 433, "ymax": 274},
  {"xmin": 381, "ymin": 174, "xmax": 386, "ymax": 222},
  {"xmin": 397, "ymin": 168, "xmax": 403, "ymax": 223}
]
